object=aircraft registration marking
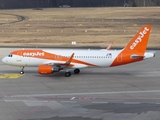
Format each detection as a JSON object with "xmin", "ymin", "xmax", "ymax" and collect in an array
[{"xmin": 0, "ymin": 74, "xmax": 24, "ymax": 79}]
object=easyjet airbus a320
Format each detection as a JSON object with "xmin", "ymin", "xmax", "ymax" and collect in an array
[{"xmin": 2, "ymin": 25, "xmax": 155, "ymax": 77}]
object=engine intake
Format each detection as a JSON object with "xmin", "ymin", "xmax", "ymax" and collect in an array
[{"xmin": 38, "ymin": 65, "xmax": 60, "ymax": 75}]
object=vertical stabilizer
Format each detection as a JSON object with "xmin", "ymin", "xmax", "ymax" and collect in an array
[
  {"xmin": 111, "ymin": 25, "xmax": 152, "ymax": 67},
  {"xmin": 124, "ymin": 25, "xmax": 151, "ymax": 54}
]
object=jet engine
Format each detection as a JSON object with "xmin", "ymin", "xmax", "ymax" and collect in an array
[{"xmin": 38, "ymin": 65, "xmax": 60, "ymax": 75}]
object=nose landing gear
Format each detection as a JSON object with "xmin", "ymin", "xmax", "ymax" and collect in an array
[{"xmin": 20, "ymin": 67, "xmax": 24, "ymax": 74}]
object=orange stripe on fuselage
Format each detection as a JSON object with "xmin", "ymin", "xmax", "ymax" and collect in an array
[
  {"xmin": 11, "ymin": 50, "xmax": 98, "ymax": 67},
  {"xmin": 110, "ymin": 50, "xmax": 143, "ymax": 67}
]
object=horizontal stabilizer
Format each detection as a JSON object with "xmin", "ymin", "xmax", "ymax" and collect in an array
[{"xmin": 130, "ymin": 54, "xmax": 144, "ymax": 59}]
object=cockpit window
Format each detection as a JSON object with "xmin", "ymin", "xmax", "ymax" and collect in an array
[{"xmin": 8, "ymin": 54, "xmax": 13, "ymax": 57}]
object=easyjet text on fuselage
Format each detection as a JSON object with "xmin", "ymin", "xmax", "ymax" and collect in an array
[{"xmin": 23, "ymin": 52, "xmax": 44, "ymax": 57}]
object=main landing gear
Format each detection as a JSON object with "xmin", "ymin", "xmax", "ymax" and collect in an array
[
  {"xmin": 64, "ymin": 69, "xmax": 80, "ymax": 77},
  {"xmin": 65, "ymin": 71, "xmax": 71, "ymax": 77},
  {"xmin": 74, "ymin": 68, "xmax": 80, "ymax": 74},
  {"xmin": 20, "ymin": 67, "xmax": 24, "ymax": 74}
]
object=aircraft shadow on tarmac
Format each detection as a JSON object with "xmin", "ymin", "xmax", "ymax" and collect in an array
[{"xmin": 0, "ymin": 70, "xmax": 133, "ymax": 77}]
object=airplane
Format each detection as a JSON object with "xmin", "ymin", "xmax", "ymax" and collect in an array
[{"xmin": 2, "ymin": 25, "xmax": 155, "ymax": 77}]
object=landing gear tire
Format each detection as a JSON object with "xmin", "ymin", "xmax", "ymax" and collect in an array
[
  {"xmin": 65, "ymin": 72, "xmax": 71, "ymax": 77},
  {"xmin": 20, "ymin": 67, "xmax": 25, "ymax": 74},
  {"xmin": 20, "ymin": 71, "xmax": 24, "ymax": 74},
  {"xmin": 74, "ymin": 69, "xmax": 80, "ymax": 74}
]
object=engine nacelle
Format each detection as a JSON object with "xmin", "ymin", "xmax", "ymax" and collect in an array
[{"xmin": 38, "ymin": 65, "xmax": 60, "ymax": 75}]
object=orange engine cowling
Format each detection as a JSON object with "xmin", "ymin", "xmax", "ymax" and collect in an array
[{"xmin": 38, "ymin": 65, "xmax": 53, "ymax": 75}]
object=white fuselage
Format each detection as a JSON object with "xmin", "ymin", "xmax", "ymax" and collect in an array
[{"xmin": 2, "ymin": 49, "xmax": 122, "ymax": 68}]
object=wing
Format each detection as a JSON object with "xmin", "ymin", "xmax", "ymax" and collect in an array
[{"xmin": 42, "ymin": 53, "xmax": 75, "ymax": 67}]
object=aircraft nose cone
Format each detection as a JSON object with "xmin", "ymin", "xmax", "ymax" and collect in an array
[{"xmin": 2, "ymin": 57, "xmax": 7, "ymax": 63}]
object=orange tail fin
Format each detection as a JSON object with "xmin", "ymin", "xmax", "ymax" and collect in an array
[
  {"xmin": 124, "ymin": 25, "xmax": 151, "ymax": 54},
  {"xmin": 111, "ymin": 25, "xmax": 152, "ymax": 67}
]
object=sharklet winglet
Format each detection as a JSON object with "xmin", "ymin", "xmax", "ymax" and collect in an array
[{"xmin": 65, "ymin": 53, "xmax": 74, "ymax": 65}]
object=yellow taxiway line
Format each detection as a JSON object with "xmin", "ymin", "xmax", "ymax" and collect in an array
[{"xmin": 0, "ymin": 74, "xmax": 24, "ymax": 79}]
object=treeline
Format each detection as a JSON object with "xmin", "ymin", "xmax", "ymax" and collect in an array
[
  {"xmin": 130, "ymin": 0, "xmax": 160, "ymax": 6},
  {"xmin": 0, "ymin": 0, "xmax": 159, "ymax": 9}
]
